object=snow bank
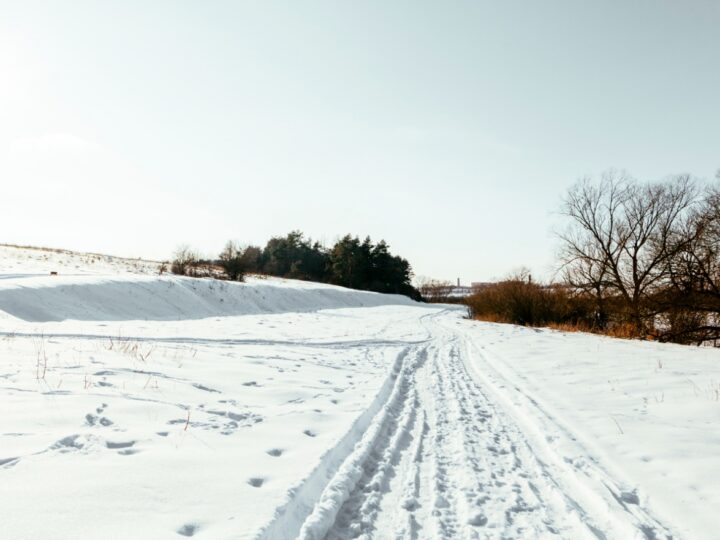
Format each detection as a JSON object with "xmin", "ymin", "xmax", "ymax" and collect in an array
[{"xmin": 0, "ymin": 275, "xmax": 416, "ymax": 322}]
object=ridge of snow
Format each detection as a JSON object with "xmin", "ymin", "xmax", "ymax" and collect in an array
[{"xmin": 0, "ymin": 274, "xmax": 416, "ymax": 322}]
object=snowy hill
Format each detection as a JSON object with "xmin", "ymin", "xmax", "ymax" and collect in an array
[
  {"xmin": 0, "ymin": 275, "xmax": 416, "ymax": 322},
  {"xmin": 1, "ymin": 245, "xmax": 720, "ymax": 539},
  {"xmin": 0, "ymin": 244, "xmax": 415, "ymax": 322}
]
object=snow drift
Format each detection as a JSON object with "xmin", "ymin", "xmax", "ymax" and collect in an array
[{"xmin": 0, "ymin": 274, "xmax": 416, "ymax": 322}]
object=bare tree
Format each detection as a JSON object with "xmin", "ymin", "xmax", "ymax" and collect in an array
[
  {"xmin": 416, "ymin": 276, "xmax": 455, "ymax": 303},
  {"xmin": 218, "ymin": 240, "xmax": 246, "ymax": 281},
  {"xmin": 662, "ymin": 185, "xmax": 720, "ymax": 343},
  {"xmin": 558, "ymin": 171, "xmax": 700, "ymax": 335},
  {"xmin": 171, "ymin": 245, "xmax": 200, "ymax": 276}
]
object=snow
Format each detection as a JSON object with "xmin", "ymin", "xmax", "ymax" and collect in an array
[
  {"xmin": 457, "ymin": 321, "xmax": 720, "ymax": 539},
  {"xmin": 1, "ymin": 244, "xmax": 719, "ymax": 539}
]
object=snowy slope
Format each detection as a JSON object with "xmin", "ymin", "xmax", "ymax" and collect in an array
[
  {"xmin": 1, "ymin": 245, "xmax": 720, "ymax": 539},
  {"xmin": 0, "ymin": 244, "xmax": 415, "ymax": 322},
  {"xmin": 0, "ymin": 274, "xmax": 415, "ymax": 322},
  {"xmin": 0, "ymin": 243, "xmax": 163, "ymax": 276}
]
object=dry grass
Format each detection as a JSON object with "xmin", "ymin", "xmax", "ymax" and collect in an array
[
  {"xmin": 546, "ymin": 321, "xmax": 594, "ymax": 333},
  {"xmin": 547, "ymin": 321, "xmax": 646, "ymax": 340},
  {"xmin": 606, "ymin": 323, "xmax": 646, "ymax": 339},
  {"xmin": 472, "ymin": 313, "xmax": 511, "ymax": 324},
  {"xmin": 33, "ymin": 334, "xmax": 48, "ymax": 380},
  {"xmin": 105, "ymin": 335, "xmax": 156, "ymax": 362},
  {"xmin": 477, "ymin": 318, "xmax": 654, "ymax": 342}
]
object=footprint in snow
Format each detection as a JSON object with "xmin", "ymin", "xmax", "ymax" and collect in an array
[
  {"xmin": 402, "ymin": 497, "xmax": 419, "ymax": 511},
  {"xmin": 51, "ymin": 435, "xmax": 85, "ymax": 452},
  {"xmin": 177, "ymin": 523, "xmax": 200, "ymax": 537},
  {"xmin": 303, "ymin": 429, "xmax": 317, "ymax": 438},
  {"xmin": 242, "ymin": 381, "xmax": 260, "ymax": 387},
  {"xmin": 247, "ymin": 477, "xmax": 265, "ymax": 488},
  {"xmin": 105, "ymin": 440, "xmax": 136, "ymax": 455},
  {"xmin": 468, "ymin": 513, "xmax": 488, "ymax": 527},
  {"xmin": 620, "ymin": 490, "xmax": 640, "ymax": 505},
  {"xmin": 266, "ymin": 448, "xmax": 283, "ymax": 457},
  {"xmin": 85, "ymin": 413, "xmax": 113, "ymax": 427}
]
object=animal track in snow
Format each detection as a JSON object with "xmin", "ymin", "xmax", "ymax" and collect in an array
[
  {"xmin": 266, "ymin": 448, "xmax": 283, "ymax": 457},
  {"xmin": 248, "ymin": 477, "xmax": 265, "ymax": 488}
]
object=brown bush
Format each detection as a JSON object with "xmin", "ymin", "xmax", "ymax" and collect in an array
[{"xmin": 465, "ymin": 270, "xmax": 594, "ymax": 328}]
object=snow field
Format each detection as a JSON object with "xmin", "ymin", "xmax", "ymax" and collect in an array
[
  {"xmin": 453, "ymin": 319, "xmax": 720, "ymax": 539},
  {"xmin": 0, "ymin": 307, "xmax": 430, "ymax": 539},
  {"xmin": 2, "ymin": 245, "xmax": 720, "ymax": 539}
]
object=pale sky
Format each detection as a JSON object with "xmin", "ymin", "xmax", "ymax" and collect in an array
[{"xmin": 1, "ymin": 1, "xmax": 718, "ymax": 282}]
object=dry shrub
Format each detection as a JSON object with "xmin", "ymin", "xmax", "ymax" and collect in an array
[
  {"xmin": 466, "ymin": 272, "xmax": 593, "ymax": 328},
  {"xmin": 472, "ymin": 313, "xmax": 510, "ymax": 324}
]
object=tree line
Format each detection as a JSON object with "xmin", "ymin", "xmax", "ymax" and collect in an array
[
  {"xmin": 466, "ymin": 170, "xmax": 720, "ymax": 346},
  {"xmin": 170, "ymin": 231, "xmax": 421, "ymax": 300}
]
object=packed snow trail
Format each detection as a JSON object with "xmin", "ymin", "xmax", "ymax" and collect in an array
[
  {"xmin": 2, "ymin": 246, "xmax": 715, "ymax": 538},
  {"xmin": 262, "ymin": 312, "xmax": 675, "ymax": 540}
]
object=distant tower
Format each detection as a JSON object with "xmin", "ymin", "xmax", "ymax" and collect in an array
[{"xmin": 457, "ymin": 277, "xmax": 460, "ymax": 287}]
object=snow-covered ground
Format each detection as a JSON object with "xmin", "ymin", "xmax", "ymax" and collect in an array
[{"xmin": 1, "ymin": 245, "xmax": 719, "ymax": 539}]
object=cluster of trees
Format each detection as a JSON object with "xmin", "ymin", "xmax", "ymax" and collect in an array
[
  {"xmin": 171, "ymin": 231, "xmax": 420, "ymax": 300},
  {"xmin": 467, "ymin": 171, "xmax": 720, "ymax": 345}
]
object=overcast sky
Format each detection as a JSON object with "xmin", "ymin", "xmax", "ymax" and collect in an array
[{"xmin": 1, "ymin": 1, "xmax": 718, "ymax": 282}]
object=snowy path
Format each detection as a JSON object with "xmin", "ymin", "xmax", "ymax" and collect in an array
[
  {"xmin": 265, "ymin": 312, "xmax": 676, "ymax": 540},
  {"xmin": 1, "ymin": 247, "xmax": 716, "ymax": 539}
]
